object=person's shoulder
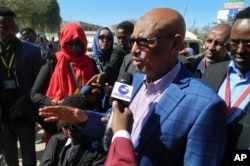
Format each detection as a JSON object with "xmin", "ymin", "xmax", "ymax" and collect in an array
[
  {"xmin": 20, "ymin": 39, "xmax": 39, "ymax": 48},
  {"xmin": 50, "ymin": 132, "xmax": 68, "ymax": 142},
  {"xmin": 112, "ymin": 46, "xmax": 128, "ymax": 55},
  {"xmin": 177, "ymin": 66, "xmax": 218, "ymax": 94},
  {"xmin": 207, "ymin": 60, "xmax": 231, "ymax": 68},
  {"xmin": 202, "ymin": 60, "xmax": 230, "ymax": 79},
  {"xmin": 186, "ymin": 52, "xmax": 204, "ymax": 61},
  {"xmin": 113, "ymin": 46, "xmax": 123, "ymax": 51},
  {"xmin": 85, "ymin": 54, "xmax": 98, "ymax": 65},
  {"xmin": 123, "ymin": 53, "xmax": 133, "ymax": 61},
  {"xmin": 20, "ymin": 39, "xmax": 41, "ymax": 52}
]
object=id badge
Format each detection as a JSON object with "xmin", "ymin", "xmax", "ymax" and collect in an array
[{"xmin": 2, "ymin": 79, "xmax": 17, "ymax": 90}]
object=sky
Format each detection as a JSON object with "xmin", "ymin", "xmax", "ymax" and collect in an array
[{"xmin": 57, "ymin": 0, "xmax": 250, "ymax": 29}]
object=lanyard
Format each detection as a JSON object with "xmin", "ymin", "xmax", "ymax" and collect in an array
[
  {"xmin": 225, "ymin": 72, "xmax": 250, "ymax": 117},
  {"xmin": 69, "ymin": 62, "xmax": 82, "ymax": 90},
  {"xmin": 0, "ymin": 53, "xmax": 15, "ymax": 78}
]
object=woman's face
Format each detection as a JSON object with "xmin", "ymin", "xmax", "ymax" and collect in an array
[
  {"xmin": 98, "ymin": 29, "xmax": 113, "ymax": 51},
  {"xmin": 65, "ymin": 39, "xmax": 83, "ymax": 56}
]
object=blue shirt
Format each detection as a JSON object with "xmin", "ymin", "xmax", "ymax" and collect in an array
[{"xmin": 218, "ymin": 61, "xmax": 250, "ymax": 123}]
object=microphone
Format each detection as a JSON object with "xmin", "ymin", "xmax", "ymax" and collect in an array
[
  {"xmin": 102, "ymin": 72, "xmax": 133, "ymax": 151},
  {"xmin": 80, "ymin": 85, "xmax": 92, "ymax": 95}
]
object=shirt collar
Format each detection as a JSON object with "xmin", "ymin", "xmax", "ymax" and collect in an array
[
  {"xmin": 197, "ymin": 57, "xmax": 206, "ymax": 73},
  {"xmin": 228, "ymin": 61, "xmax": 250, "ymax": 79},
  {"xmin": 65, "ymin": 138, "xmax": 73, "ymax": 146},
  {"xmin": 143, "ymin": 61, "xmax": 181, "ymax": 93}
]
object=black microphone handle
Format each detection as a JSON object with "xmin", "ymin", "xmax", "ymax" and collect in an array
[
  {"xmin": 102, "ymin": 72, "xmax": 133, "ymax": 151},
  {"xmin": 102, "ymin": 111, "xmax": 114, "ymax": 151},
  {"xmin": 103, "ymin": 100, "xmax": 128, "ymax": 151}
]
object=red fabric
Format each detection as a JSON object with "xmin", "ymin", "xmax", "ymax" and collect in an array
[
  {"xmin": 46, "ymin": 23, "xmax": 96, "ymax": 100},
  {"xmin": 105, "ymin": 137, "xmax": 137, "ymax": 166}
]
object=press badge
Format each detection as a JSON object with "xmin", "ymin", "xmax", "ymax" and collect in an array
[{"xmin": 2, "ymin": 79, "xmax": 16, "ymax": 89}]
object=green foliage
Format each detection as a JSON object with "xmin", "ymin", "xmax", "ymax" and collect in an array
[{"xmin": 1, "ymin": 0, "xmax": 61, "ymax": 33}]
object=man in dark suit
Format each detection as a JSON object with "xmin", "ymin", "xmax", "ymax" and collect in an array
[
  {"xmin": 187, "ymin": 24, "xmax": 231, "ymax": 77},
  {"xmin": 0, "ymin": 6, "xmax": 43, "ymax": 166},
  {"xmin": 39, "ymin": 8, "xmax": 227, "ymax": 166},
  {"xmin": 202, "ymin": 7, "xmax": 250, "ymax": 165}
]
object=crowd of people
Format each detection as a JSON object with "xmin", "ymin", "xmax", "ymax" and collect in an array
[{"xmin": 0, "ymin": 4, "xmax": 249, "ymax": 166}]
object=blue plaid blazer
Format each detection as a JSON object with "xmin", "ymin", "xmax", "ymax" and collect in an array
[
  {"xmin": 132, "ymin": 64, "xmax": 227, "ymax": 166},
  {"xmin": 82, "ymin": 64, "xmax": 228, "ymax": 166}
]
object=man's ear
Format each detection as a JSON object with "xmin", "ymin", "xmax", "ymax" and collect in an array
[{"xmin": 171, "ymin": 34, "xmax": 183, "ymax": 53}]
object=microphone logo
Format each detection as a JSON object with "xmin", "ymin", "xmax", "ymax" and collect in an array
[
  {"xmin": 111, "ymin": 82, "xmax": 133, "ymax": 103},
  {"xmin": 102, "ymin": 72, "xmax": 133, "ymax": 151},
  {"xmin": 118, "ymin": 85, "xmax": 129, "ymax": 95}
]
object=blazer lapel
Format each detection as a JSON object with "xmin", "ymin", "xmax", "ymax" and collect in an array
[
  {"xmin": 202, "ymin": 60, "xmax": 230, "ymax": 92},
  {"xmin": 133, "ymin": 65, "xmax": 190, "ymax": 153},
  {"xmin": 131, "ymin": 73, "xmax": 144, "ymax": 98}
]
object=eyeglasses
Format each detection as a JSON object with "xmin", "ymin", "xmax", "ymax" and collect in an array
[
  {"xmin": 129, "ymin": 35, "xmax": 175, "ymax": 49},
  {"xmin": 65, "ymin": 41, "xmax": 83, "ymax": 48},
  {"xmin": 226, "ymin": 41, "xmax": 250, "ymax": 51},
  {"xmin": 98, "ymin": 35, "xmax": 112, "ymax": 42}
]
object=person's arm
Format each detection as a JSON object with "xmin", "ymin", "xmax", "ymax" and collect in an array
[
  {"xmin": 39, "ymin": 106, "xmax": 107, "ymax": 138},
  {"xmin": 39, "ymin": 134, "xmax": 58, "ymax": 166},
  {"xmin": 30, "ymin": 56, "xmax": 56, "ymax": 106},
  {"xmin": 86, "ymin": 47, "xmax": 127, "ymax": 87},
  {"xmin": 105, "ymin": 47, "xmax": 127, "ymax": 85},
  {"xmin": 105, "ymin": 101, "xmax": 137, "ymax": 166}
]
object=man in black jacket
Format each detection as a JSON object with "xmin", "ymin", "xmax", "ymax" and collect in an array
[
  {"xmin": 0, "ymin": 5, "xmax": 43, "ymax": 166},
  {"xmin": 187, "ymin": 24, "xmax": 231, "ymax": 78},
  {"xmin": 202, "ymin": 7, "xmax": 250, "ymax": 165}
]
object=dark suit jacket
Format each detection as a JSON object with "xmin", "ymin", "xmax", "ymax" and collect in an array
[
  {"xmin": 117, "ymin": 53, "xmax": 136, "ymax": 81},
  {"xmin": 105, "ymin": 137, "xmax": 137, "ymax": 166},
  {"xmin": 105, "ymin": 46, "xmax": 130, "ymax": 85},
  {"xmin": 187, "ymin": 53, "xmax": 231, "ymax": 78},
  {"xmin": 40, "ymin": 133, "xmax": 106, "ymax": 166},
  {"xmin": 202, "ymin": 61, "xmax": 250, "ymax": 150}
]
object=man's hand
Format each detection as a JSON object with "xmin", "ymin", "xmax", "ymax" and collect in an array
[
  {"xmin": 9, "ymin": 94, "xmax": 29, "ymax": 118},
  {"xmin": 86, "ymin": 72, "xmax": 107, "ymax": 87},
  {"xmin": 39, "ymin": 106, "xmax": 88, "ymax": 124},
  {"xmin": 111, "ymin": 101, "xmax": 133, "ymax": 134}
]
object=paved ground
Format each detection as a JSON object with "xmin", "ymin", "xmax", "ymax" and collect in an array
[
  {"xmin": 18, "ymin": 126, "xmax": 46, "ymax": 166},
  {"xmin": 0, "ymin": 125, "xmax": 46, "ymax": 166}
]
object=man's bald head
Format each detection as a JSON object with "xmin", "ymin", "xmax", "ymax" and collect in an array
[
  {"xmin": 208, "ymin": 24, "xmax": 231, "ymax": 41},
  {"xmin": 135, "ymin": 8, "xmax": 186, "ymax": 42}
]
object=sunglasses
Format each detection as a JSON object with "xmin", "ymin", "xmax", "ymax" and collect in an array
[
  {"xmin": 65, "ymin": 41, "xmax": 83, "ymax": 47},
  {"xmin": 98, "ymin": 35, "xmax": 112, "ymax": 42},
  {"xmin": 129, "ymin": 35, "xmax": 175, "ymax": 49}
]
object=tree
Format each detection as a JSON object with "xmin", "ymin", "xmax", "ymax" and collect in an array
[
  {"xmin": 39, "ymin": 0, "xmax": 61, "ymax": 33},
  {"xmin": 1, "ymin": 0, "xmax": 61, "ymax": 33}
]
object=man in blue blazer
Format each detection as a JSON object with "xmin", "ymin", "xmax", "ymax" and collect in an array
[
  {"xmin": 0, "ymin": 6, "xmax": 43, "ymax": 166},
  {"xmin": 39, "ymin": 8, "xmax": 227, "ymax": 166}
]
